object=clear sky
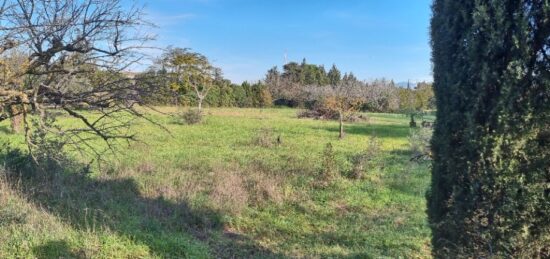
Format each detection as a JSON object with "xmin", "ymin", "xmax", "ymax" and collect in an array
[{"xmin": 135, "ymin": 0, "xmax": 433, "ymax": 84}]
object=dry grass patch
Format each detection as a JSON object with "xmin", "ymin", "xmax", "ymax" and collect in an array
[
  {"xmin": 208, "ymin": 164, "xmax": 286, "ymax": 215},
  {"xmin": 210, "ymin": 169, "xmax": 249, "ymax": 215},
  {"xmin": 245, "ymin": 172, "xmax": 285, "ymax": 206}
]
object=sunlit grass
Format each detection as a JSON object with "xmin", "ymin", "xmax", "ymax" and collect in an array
[{"xmin": 0, "ymin": 107, "xmax": 431, "ymax": 258}]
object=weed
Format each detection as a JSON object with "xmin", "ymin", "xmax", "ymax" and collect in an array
[
  {"xmin": 210, "ymin": 169, "xmax": 249, "ymax": 215},
  {"xmin": 253, "ymin": 128, "xmax": 277, "ymax": 148},
  {"xmin": 349, "ymin": 136, "xmax": 382, "ymax": 179},
  {"xmin": 409, "ymin": 127, "xmax": 432, "ymax": 161},
  {"xmin": 318, "ymin": 142, "xmax": 338, "ymax": 184}
]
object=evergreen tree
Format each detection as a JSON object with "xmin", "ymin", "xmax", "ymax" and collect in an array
[
  {"xmin": 429, "ymin": 0, "xmax": 549, "ymax": 257},
  {"xmin": 317, "ymin": 65, "xmax": 329, "ymax": 85},
  {"xmin": 282, "ymin": 62, "xmax": 301, "ymax": 83},
  {"xmin": 342, "ymin": 72, "xmax": 358, "ymax": 83},
  {"xmin": 232, "ymin": 84, "xmax": 247, "ymax": 107},
  {"xmin": 327, "ymin": 64, "xmax": 341, "ymax": 86},
  {"xmin": 265, "ymin": 66, "xmax": 280, "ymax": 86}
]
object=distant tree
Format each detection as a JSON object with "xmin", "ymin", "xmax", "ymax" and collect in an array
[
  {"xmin": 316, "ymin": 65, "xmax": 329, "ymax": 86},
  {"xmin": 159, "ymin": 48, "xmax": 218, "ymax": 112},
  {"xmin": 414, "ymin": 82, "xmax": 434, "ymax": 110},
  {"xmin": 232, "ymin": 84, "xmax": 247, "ymax": 107},
  {"xmin": 265, "ymin": 66, "xmax": 283, "ymax": 100},
  {"xmin": 327, "ymin": 64, "xmax": 342, "ymax": 86},
  {"xmin": 429, "ymin": 0, "xmax": 549, "ymax": 257},
  {"xmin": 282, "ymin": 62, "xmax": 302, "ymax": 83},
  {"xmin": 307, "ymin": 81, "xmax": 364, "ymax": 139},
  {"xmin": 342, "ymin": 72, "xmax": 358, "ymax": 84},
  {"xmin": 364, "ymin": 78, "xmax": 400, "ymax": 112},
  {"xmin": 265, "ymin": 66, "xmax": 280, "ymax": 86},
  {"xmin": 257, "ymin": 84, "xmax": 273, "ymax": 108},
  {"xmin": 398, "ymin": 86, "xmax": 414, "ymax": 111}
]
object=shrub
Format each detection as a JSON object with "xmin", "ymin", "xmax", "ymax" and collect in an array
[
  {"xmin": 318, "ymin": 143, "xmax": 338, "ymax": 184},
  {"xmin": 252, "ymin": 128, "xmax": 279, "ymax": 148},
  {"xmin": 245, "ymin": 172, "xmax": 284, "ymax": 206},
  {"xmin": 409, "ymin": 114, "xmax": 417, "ymax": 128},
  {"xmin": 181, "ymin": 109, "xmax": 202, "ymax": 125},
  {"xmin": 349, "ymin": 136, "xmax": 381, "ymax": 179},
  {"xmin": 408, "ymin": 127, "xmax": 432, "ymax": 162},
  {"xmin": 1, "ymin": 121, "xmax": 71, "ymax": 175}
]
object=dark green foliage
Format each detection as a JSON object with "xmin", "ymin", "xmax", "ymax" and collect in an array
[
  {"xmin": 327, "ymin": 64, "xmax": 341, "ymax": 86},
  {"xmin": 268, "ymin": 59, "xmax": 338, "ymax": 106},
  {"xmin": 429, "ymin": 0, "xmax": 549, "ymax": 257},
  {"xmin": 140, "ymin": 70, "xmax": 271, "ymax": 108},
  {"xmin": 409, "ymin": 114, "xmax": 416, "ymax": 128}
]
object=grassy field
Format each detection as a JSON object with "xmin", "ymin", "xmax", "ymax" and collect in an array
[{"xmin": 0, "ymin": 107, "xmax": 432, "ymax": 258}]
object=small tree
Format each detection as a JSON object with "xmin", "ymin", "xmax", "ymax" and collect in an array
[
  {"xmin": 159, "ymin": 48, "xmax": 217, "ymax": 113},
  {"xmin": 308, "ymin": 81, "xmax": 364, "ymax": 139}
]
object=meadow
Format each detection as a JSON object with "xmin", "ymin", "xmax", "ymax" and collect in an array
[{"xmin": 0, "ymin": 107, "xmax": 432, "ymax": 258}]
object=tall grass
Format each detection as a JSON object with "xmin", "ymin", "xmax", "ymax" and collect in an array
[{"xmin": 0, "ymin": 107, "xmax": 432, "ymax": 258}]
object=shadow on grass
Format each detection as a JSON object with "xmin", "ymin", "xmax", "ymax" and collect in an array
[
  {"xmin": 0, "ymin": 125, "xmax": 12, "ymax": 134},
  {"xmin": 309, "ymin": 123, "xmax": 411, "ymax": 139},
  {"xmin": 33, "ymin": 240, "xmax": 84, "ymax": 259},
  {"xmin": 0, "ymin": 150, "xmax": 282, "ymax": 258},
  {"xmin": 385, "ymin": 149, "xmax": 431, "ymax": 198}
]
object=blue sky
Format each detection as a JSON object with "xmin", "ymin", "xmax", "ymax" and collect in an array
[{"xmin": 135, "ymin": 0, "xmax": 433, "ymax": 83}]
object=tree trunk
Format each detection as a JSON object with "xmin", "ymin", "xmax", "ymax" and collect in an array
[
  {"xmin": 197, "ymin": 98, "xmax": 203, "ymax": 113},
  {"xmin": 339, "ymin": 112, "xmax": 344, "ymax": 139},
  {"xmin": 174, "ymin": 94, "xmax": 179, "ymax": 108},
  {"xmin": 9, "ymin": 106, "xmax": 22, "ymax": 133}
]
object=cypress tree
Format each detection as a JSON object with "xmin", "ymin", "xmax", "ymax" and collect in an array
[
  {"xmin": 429, "ymin": 0, "xmax": 549, "ymax": 257},
  {"xmin": 328, "ymin": 64, "xmax": 341, "ymax": 86}
]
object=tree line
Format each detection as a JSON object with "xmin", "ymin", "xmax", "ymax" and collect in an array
[
  {"xmin": 265, "ymin": 59, "xmax": 434, "ymax": 113},
  {"xmin": 139, "ymin": 50, "xmax": 434, "ymax": 115}
]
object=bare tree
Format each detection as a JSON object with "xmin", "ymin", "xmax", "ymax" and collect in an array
[
  {"xmin": 364, "ymin": 78, "xmax": 400, "ymax": 112},
  {"xmin": 0, "ymin": 0, "xmax": 154, "ymax": 162},
  {"xmin": 307, "ymin": 81, "xmax": 364, "ymax": 139}
]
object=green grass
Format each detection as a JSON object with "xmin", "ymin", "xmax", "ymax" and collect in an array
[{"xmin": 0, "ymin": 107, "xmax": 432, "ymax": 258}]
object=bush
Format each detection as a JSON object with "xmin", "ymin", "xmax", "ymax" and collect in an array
[
  {"xmin": 349, "ymin": 136, "xmax": 381, "ymax": 179},
  {"xmin": 409, "ymin": 127, "xmax": 432, "ymax": 162},
  {"xmin": 245, "ymin": 172, "xmax": 284, "ymax": 206},
  {"xmin": 318, "ymin": 143, "xmax": 338, "ymax": 185},
  {"xmin": 181, "ymin": 109, "xmax": 202, "ymax": 125},
  {"xmin": 409, "ymin": 117, "xmax": 417, "ymax": 128},
  {"xmin": 252, "ymin": 128, "xmax": 280, "ymax": 148}
]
